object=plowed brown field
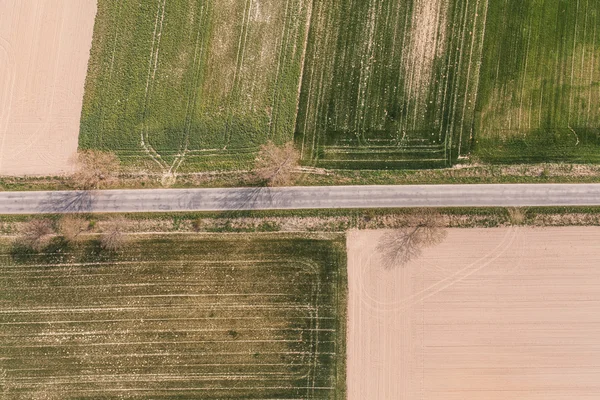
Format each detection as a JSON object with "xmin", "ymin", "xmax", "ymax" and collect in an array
[
  {"xmin": 348, "ymin": 227, "xmax": 600, "ymax": 400},
  {"xmin": 0, "ymin": 0, "xmax": 96, "ymax": 175}
]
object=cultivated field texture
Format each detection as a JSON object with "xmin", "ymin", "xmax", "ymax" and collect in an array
[
  {"xmin": 0, "ymin": 0, "xmax": 96, "ymax": 175},
  {"xmin": 348, "ymin": 227, "xmax": 600, "ymax": 399},
  {"xmin": 296, "ymin": 0, "xmax": 489, "ymax": 169},
  {"xmin": 474, "ymin": 0, "xmax": 600, "ymax": 163},
  {"xmin": 80, "ymin": 0, "xmax": 600, "ymax": 171},
  {"xmin": 0, "ymin": 234, "xmax": 346, "ymax": 399},
  {"xmin": 80, "ymin": 0, "xmax": 311, "ymax": 173}
]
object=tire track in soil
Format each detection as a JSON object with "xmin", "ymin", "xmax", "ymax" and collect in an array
[
  {"xmin": 140, "ymin": 0, "xmax": 169, "ymax": 171},
  {"xmin": 170, "ymin": 3, "xmax": 209, "ymax": 175},
  {"xmin": 223, "ymin": 0, "xmax": 253, "ymax": 150}
]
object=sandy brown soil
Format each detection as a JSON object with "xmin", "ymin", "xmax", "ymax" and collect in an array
[
  {"xmin": 0, "ymin": 0, "xmax": 96, "ymax": 176},
  {"xmin": 348, "ymin": 227, "xmax": 600, "ymax": 399},
  {"xmin": 405, "ymin": 0, "xmax": 447, "ymax": 98}
]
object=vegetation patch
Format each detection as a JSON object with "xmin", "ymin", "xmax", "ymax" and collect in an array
[
  {"xmin": 474, "ymin": 0, "xmax": 600, "ymax": 163},
  {"xmin": 296, "ymin": 0, "xmax": 488, "ymax": 169},
  {"xmin": 80, "ymin": 0, "xmax": 311, "ymax": 173},
  {"xmin": 0, "ymin": 234, "xmax": 346, "ymax": 399},
  {"xmin": 80, "ymin": 0, "xmax": 600, "ymax": 171}
]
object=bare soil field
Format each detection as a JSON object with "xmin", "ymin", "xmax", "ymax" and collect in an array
[
  {"xmin": 0, "ymin": 0, "xmax": 96, "ymax": 176},
  {"xmin": 348, "ymin": 227, "xmax": 600, "ymax": 399}
]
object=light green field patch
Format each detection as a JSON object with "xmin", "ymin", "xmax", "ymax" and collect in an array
[{"xmin": 80, "ymin": 0, "xmax": 311, "ymax": 172}]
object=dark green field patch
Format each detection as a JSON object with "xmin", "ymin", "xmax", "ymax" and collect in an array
[
  {"xmin": 0, "ymin": 234, "xmax": 346, "ymax": 399},
  {"xmin": 295, "ymin": 0, "xmax": 488, "ymax": 169}
]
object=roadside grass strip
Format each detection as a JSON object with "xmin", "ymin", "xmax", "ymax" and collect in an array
[{"xmin": 0, "ymin": 234, "xmax": 347, "ymax": 399}]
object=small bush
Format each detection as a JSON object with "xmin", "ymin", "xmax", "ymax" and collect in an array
[
  {"xmin": 100, "ymin": 218, "xmax": 127, "ymax": 251},
  {"xmin": 58, "ymin": 215, "xmax": 89, "ymax": 243},
  {"xmin": 507, "ymin": 207, "xmax": 526, "ymax": 225},
  {"xmin": 191, "ymin": 218, "xmax": 204, "ymax": 232},
  {"xmin": 18, "ymin": 219, "xmax": 55, "ymax": 251}
]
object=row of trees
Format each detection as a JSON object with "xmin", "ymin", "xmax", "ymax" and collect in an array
[
  {"xmin": 68, "ymin": 146, "xmax": 445, "ymax": 268},
  {"xmin": 17, "ymin": 217, "xmax": 125, "ymax": 252},
  {"xmin": 21, "ymin": 143, "xmax": 296, "ymax": 254},
  {"xmin": 72, "ymin": 141, "xmax": 300, "ymax": 190}
]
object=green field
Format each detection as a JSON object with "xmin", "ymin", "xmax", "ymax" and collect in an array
[
  {"xmin": 473, "ymin": 0, "xmax": 600, "ymax": 163},
  {"xmin": 80, "ymin": 0, "xmax": 311, "ymax": 172},
  {"xmin": 80, "ymin": 0, "xmax": 600, "ymax": 171},
  {"xmin": 296, "ymin": 0, "xmax": 487, "ymax": 169},
  {"xmin": 0, "ymin": 234, "xmax": 346, "ymax": 399}
]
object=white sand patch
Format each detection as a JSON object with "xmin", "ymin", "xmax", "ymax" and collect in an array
[{"xmin": 0, "ymin": 0, "xmax": 96, "ymax": 176}]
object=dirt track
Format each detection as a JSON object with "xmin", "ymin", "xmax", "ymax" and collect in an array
[
  {"xmin": 348, "ymin": 227, "xmax": 600, "ymax": 399},
  {"xmin": 0, "ymin": 0, "xmax": 96, "ymax": 176}
]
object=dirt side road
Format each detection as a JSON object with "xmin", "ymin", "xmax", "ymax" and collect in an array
[
  {"xmin": 0, "ymin": 0, "xmax": 96, "ymax": 176},
  {"xmin": 348, "ymin": 227, "xmax": 600, "ymax": 399}
]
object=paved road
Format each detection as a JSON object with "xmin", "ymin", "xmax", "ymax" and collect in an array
[{"xmin": 0, "ymin": 184, "xmax": 599, "ymax": 214}]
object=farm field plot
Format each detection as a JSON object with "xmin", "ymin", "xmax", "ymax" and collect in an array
[
  {"xmin": 0, "ymin": 234, "xmax": 346, "ymax": 399},
  {"xmin": 474, "ymin": 0, "xmax": 600, "ymax": 163},
  {"xmin": 0, "ymin": 0, "xmax": 96, "ymax": 175},
  {"xmin": 80, "ymin": 0, "xmax": 311, "ymax": 173},
  {"xmin": 80, "ymin": 0, "xmax": 600, "ymax": 172},
  {"xmin": 295, "ymin": 0, "xmax": 489, "ymax": 169},
  {"xmin": 348, "ymin": 227, "xmax": 600, "ymax": 399}
]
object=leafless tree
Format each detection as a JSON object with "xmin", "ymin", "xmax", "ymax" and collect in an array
[
  {"xmin": 58, "ymin": 215, "xmax": 89, "ymax": 243},
  {"xmin": 253, "ymin": 141, "xmax": 299, "ymax": 186},
  {"xmin": 18, "ymin": 219, "xmax": 55, "ymax": 251},
  {"xmin": 72, "ymin": 150, "xmax": 120, "ymax": 190},
  {"xmin": 377, "ymin": 210, "xmax": 447, "ymax": 269},
  {"xmin": 100, "ymin": 218, "xmax": 127, "ymax": 251}
]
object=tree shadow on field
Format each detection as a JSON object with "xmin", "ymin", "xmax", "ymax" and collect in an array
[
  {"xmin": 40, "ymin": 191, "xmax": 95, "ymax": 214},
  {"xmin": 11, "ymin": 236, "xmax": 73, "ymax": 265},
  {"xmin": 10, "ymin": 236, "xmax": 121, "ymax": 266}
]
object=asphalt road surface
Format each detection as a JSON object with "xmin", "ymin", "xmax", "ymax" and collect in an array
[{"xmin": 0, "ymin": 184, "xmax": 599, "ymax": 214}]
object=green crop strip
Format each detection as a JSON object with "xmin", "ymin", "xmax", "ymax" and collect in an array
[{"xmin": 474, "ymin": 0, "xmax": 600, "ymax": 163}]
